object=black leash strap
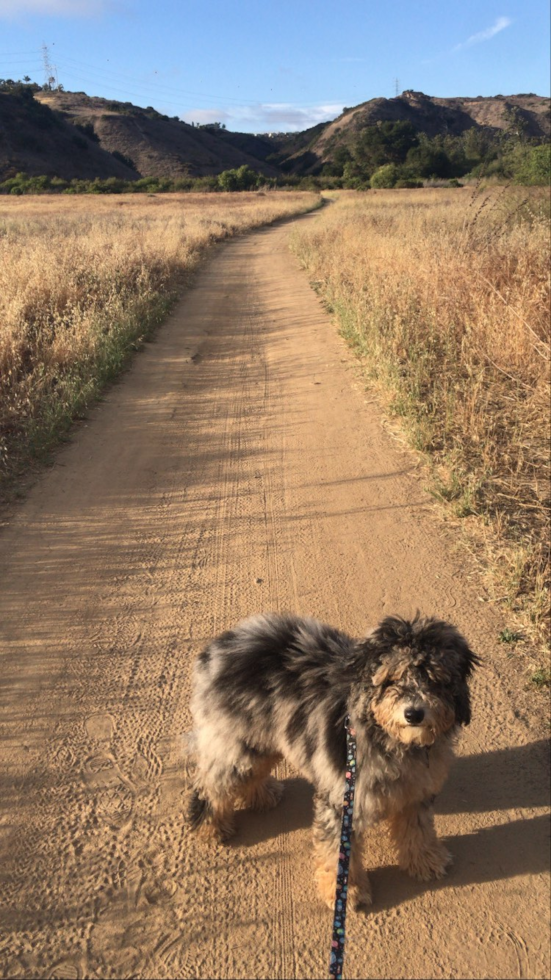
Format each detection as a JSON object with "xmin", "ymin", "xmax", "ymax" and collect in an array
[{"xmin": 329, "ymin": 716, "xmax": 357, "ymax": 980}]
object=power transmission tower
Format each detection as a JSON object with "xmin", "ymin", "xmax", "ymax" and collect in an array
[
  {"xmin": 394, "ymin": 78, "xmax": 400, "ymax": 98},
  {"xmin": 42, "ymin": 42, "xmax": 57, "ymax": 90}
]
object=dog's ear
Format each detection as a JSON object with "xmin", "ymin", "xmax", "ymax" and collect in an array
[
  {"xmin": 454, "ymin": 682, "xmax": 472, "ymax": 726},
  {"xmin": 448, "ymin": 628, "xmax": 481, "ymax": 681},
  {"xmin": 372, "ymin": 662, "xmax": 392, "ymax": 688},
  {"xmin": 442, "ymin": 625, "xmax": 480, "ymax": 726},
  {"xmin": 422, "ymin": 619, "xmax": 481, "ymax": 678}
]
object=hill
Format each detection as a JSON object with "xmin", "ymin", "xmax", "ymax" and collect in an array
[
  {"xmin": 276, "ymin": 91, "xmax": 551, "ymax": 173},
  {"xmin": 0, "ymin": 89, "xmax": 139, "ymax": 181},
  {"xmin": 1, "ymin": 85, "xmax": 549, "ymax": 183},
  {"xmin": 35, "ymin": 90, "xmax": 279, "ymax": 179}
]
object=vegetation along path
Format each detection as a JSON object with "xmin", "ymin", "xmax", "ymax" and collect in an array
[{"xmin": 0, "ymin": 211, "xmax": 548, "ymax": 980}]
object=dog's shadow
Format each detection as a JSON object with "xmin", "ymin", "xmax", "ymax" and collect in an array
[
  {"xmin": 234, "ymin": 776, "xmax": 315, "ymax": 846},
  {"xmin": 232, "ymin": 739, "xmax": 549, "ymax": 902}
]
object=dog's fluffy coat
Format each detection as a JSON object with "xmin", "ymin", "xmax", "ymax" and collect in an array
[{"xmin": 187, "ymin": 612, "xmax": 479, "ymax": 907}]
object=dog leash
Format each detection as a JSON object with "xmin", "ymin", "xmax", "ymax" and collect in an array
[{"xmin": 328, "ymin": 715, "xmax": 357, "ymax": 980}]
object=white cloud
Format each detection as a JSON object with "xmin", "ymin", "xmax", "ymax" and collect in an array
[
  {"xmin": 0, "ymin": 0, "xmax": 108, "ymax": 16},
  {"xmin": 182, "ymin": 102, "xmax": 343, "ymax": 134},
  {"xmin": 454, "ymin": 16, "xmax": 512, "ymax": 51},
  {"xmin": 183, "ymin": 108, "xmax": 232, "ymax": 127}
]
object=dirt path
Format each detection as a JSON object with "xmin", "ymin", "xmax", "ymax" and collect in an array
[{"xmin": 0, "ymin": 213, "xmax": 549, "ymax": 980}]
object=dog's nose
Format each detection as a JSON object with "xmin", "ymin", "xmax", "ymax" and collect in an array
[{"xmin": 404, "ymin": 706, "xmax": 425, "ymax": 725}]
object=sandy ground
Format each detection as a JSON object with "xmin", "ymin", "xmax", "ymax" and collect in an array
[{"xmin": 0, "ymin": 212, "xmax": 549, "ymax": 980}]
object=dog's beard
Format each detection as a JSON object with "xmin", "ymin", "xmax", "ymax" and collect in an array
[
  {"xmin": 371, "ymin": 692, "xmax": 455, "ymax": 747},
  {"xmin": 394, "ymin": 723, "xmax": 437, "ymax": 747}
]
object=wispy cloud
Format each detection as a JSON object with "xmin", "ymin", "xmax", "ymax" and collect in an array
[
  {"xmin": 453, "ymin": 16, "xmax": 512, "ymax": 51},
  {"xmin": 0, "ymin": 0, "xmax": 110, "ymax": 17},
  {"xmin": 181, "ymin": 102, "xmax": 343, "ymax": 134}
]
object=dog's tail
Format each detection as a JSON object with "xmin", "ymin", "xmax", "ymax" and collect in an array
[{"xmin": 187, "ymin": 789, "xmax": 211, "ymax": 831}]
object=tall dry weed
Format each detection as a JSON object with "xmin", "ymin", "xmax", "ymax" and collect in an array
[
  {"xmin": 292, "ymin": 187, "xmax": 550, "ymax": 646},
  {"xmin": 0, "ymin": 191, "xmax": 320, "ymax": 488}
]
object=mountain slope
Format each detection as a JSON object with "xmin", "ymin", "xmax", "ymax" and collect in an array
[
  {"xmin": 36, "ymin": 91, "xmax": 279, "ymax": 178},
  {"xmin": 278, "ymin": 91, "xmax": 551, "ymax": 173},
  {"xmin": 1, "ymin": 87, "xmax": 549, "ymax": 182},
  {"xmin": 0, "ymin": 91, "xmax": 139, "ymax": 181}
]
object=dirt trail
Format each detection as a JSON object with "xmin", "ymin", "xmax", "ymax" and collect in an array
[{"xmin": 0, "ymin": 213, "xmax": 549, "ymax": 980}]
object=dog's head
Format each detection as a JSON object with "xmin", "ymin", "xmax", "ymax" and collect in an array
[{"xmin": 363, "ymin": 615, "xmax": 480, "ymax": 747}]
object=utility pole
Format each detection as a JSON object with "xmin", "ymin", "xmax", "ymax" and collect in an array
[{"xmin": 42, "ymin": 42, "xmax": 57, "ymax": 91}]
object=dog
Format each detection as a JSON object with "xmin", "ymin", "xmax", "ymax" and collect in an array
[{"xmin": 187, "ymin": 612, "xmax": 479, "ymax": 909}]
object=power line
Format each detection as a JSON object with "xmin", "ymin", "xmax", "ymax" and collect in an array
[
  {"xmin": 0, "ymin": 49, "xmax": 43, "ymax": 57},
  {"xmin": 0, "ymin": 60, "xmax": 44, "ymax": 69},
  {"xmin": 56, "ymin": 66, "xmax": 227, "ymax": 112},
  {"xmin": 2, "ymin": 46, "xmax": 347, "ymax": 115},
  {"xmin": 55, "ymin": 51, "xmax": 346, "ymax": 108}
]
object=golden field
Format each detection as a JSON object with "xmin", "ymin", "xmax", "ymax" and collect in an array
[
  {"xmin": 0, "ymin": 190, "xmax": 320, "ymax": 487},
  {"xmin": 292, "ymin": 187, "xmax": 550, "ymax": 650}
]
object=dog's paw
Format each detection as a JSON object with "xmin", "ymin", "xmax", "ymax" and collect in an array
[
  {"xmin": 255, "ymin": 777, "xmax": 284, "ymax": 812},
  {"xmin": 315, "ymin": 866, "xmax": 338, "ymax": 910},
  {"xmin": 404, "ymin": 843, "xmax": 452, "ymax": 881},
  {"xmin": 196, "ymin": 814, "xmax": 237, "ymax": 845},
  {"xmin": 243, "ymin": 776, "xmax": 284, "ymax": 812},
  {"xmin": 350, "ymin": 878, "xmax": 373, "ymax": 911}
]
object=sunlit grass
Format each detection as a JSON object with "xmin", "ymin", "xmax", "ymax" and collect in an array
[
  {"xmin": 292, "ymin": 187, "xmax": 550, "ymax": 650},
  {"xmin": 0, "ymin": 190, "xmax": 320, "ymax": 490}
]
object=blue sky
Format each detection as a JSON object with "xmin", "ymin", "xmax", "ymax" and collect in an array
[{"xmin": 1, "ymin": 0, "xmax": 549, "ymax": 132}]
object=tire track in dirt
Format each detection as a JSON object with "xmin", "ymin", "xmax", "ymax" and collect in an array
[{"xmin": 0, "ymin": 213, "xmax": 549, "ymax": 980}]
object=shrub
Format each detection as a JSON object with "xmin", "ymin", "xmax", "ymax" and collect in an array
[
  {"xmin": 514, "ymin": 144, "xmax": 551, "ymax": 186},
  {"xmin": 370, "ymin": 164, "xmax": 399, "ymax": 189},
  {"xmin": 218, "ymin": 165, "xmax": 260, "ymax": 191}
]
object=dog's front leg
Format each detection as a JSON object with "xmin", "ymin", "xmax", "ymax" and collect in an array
[
  {"xmin": 389, "ymin": 799, "xmax": 452, "ymax": 881},
  {"xmin": 312, "ymin": 795, "xmax": 371, "ymax": 910}
]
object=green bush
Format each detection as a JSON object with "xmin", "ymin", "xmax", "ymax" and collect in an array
[
  {"xmin": 514, "ymin": 144, "xmax": 551, "ymax": 185},
  {"xmin": 370, "ymin": 164, "xmax": 399, "ymax": 189},
  {"xmin": 218, "ymin": 165, "xmax": 260, "ymax": 191}
]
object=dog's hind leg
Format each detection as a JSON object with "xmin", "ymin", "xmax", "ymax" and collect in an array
[
  {"xmin": 312, "ymin": 794, "xmax": 372, "ymax": 910},
  {"xmin": 389, "ymin": 800, "xmax": 452, "ymax": 880},
  {"xmin": 188, "ymin": 750, "xmax": 284, "ymax": 841},
  {"xmin": 349, "ymin": 837, "xmax": 372, "ymax": 910},
  {"xmin": 187, "ymin": 754, "xmax": 248, "ymax": 842},
  {"xmin": 238, "ymin": 754, "xmax": 284, "ymax": 812},
  {"xmin": 187, "ymin": 784, "xmax": 237, "ymax": 843}
]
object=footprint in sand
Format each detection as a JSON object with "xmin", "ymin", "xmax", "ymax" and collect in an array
[
  {"xmin": 82, "ymin": 713, "xmax": 135, "ymax": 829},
  {"xmin": 84, "ymin": 712, "xmax": 115, "ymax": 745},
  {"xmin": 46, "ymin": 957, "xmax": 84, "ymax": 980}
]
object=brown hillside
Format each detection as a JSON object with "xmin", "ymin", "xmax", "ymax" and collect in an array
[
  {"xmin": 280, "ymin": 91, "xmax": 551, "ymax": 172},
  {"xmin": 0, "ymin": 91, "xmax": 139, "ymax": 181},
  {"xmin": 3, "ymin": 88, "xmax": 549, "ymax": 182},
  {"xmin": 36, "ymin": 91, "xmax": 279, "ymax": 178}
]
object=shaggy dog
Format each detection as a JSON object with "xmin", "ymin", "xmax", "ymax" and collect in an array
[{"xmin": 187, "ymin": 613, "xmax": 479, "ymax": 908}]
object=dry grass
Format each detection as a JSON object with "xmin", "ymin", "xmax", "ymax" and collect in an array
[
  {"xmin": 0, "ymin": 190, "xmax": 320, "ymax": 491},
  {"xmin": 292, "ymin": 187, "xmax": 550, "ymax": 650}
]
